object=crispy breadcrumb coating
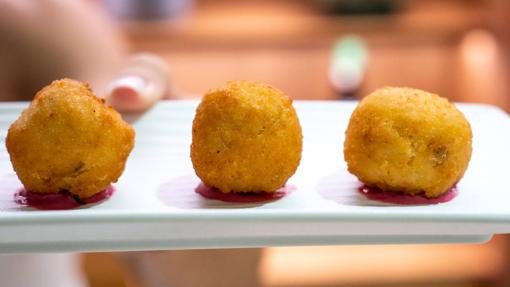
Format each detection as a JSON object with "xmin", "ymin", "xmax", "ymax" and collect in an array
[
  {"xmin": 6, "ymin": 79, "xmax": 135, "ymax": 199},
  {"xmin": 344, "ymin": 87, "xmax": 472, "ymax": 198},
  {"xmin": 191, "ymin": 81, "xmax": 302, "ymax": 193}
]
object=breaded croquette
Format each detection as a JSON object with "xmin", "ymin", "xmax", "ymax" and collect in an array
[
  {"xmin": 191, "ymin": 80, "xmax": 302, "ymax": 193},
  {"xmin": 6, "ymin": 79, "xmax": 135, "ymax": 199},
  {"xmin": 344, "ymin": 87, "xmax": 472, "ymax": 198}
]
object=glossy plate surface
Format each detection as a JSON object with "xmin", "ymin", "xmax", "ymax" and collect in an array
[{"xmin": 0, "ymin": 100, "xmax": 508, "ymax": 253}]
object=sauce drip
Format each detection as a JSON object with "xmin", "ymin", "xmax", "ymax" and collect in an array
[
  {"xmin": 358, "ymin": 185, "xmax": 457, "ymax": 205},
  {"xmin": 195, "ymin": 183, "xmax": 293, "ymax": 203},
  {"xmin": 14, "ymin": 186, "xmax": 115, "ymax": 210}
]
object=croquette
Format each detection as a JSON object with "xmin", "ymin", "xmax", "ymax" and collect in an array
[
  {"xmin": 191, "ymin": 80, "xmax": 302, "ymax": 193},
  {"xmin": 6, "ymin": 79, "xmax": 135, "ymax": 199},
  {"xmin": 344, "ymin": 87, "xmax": 472, "ymax": 198}
]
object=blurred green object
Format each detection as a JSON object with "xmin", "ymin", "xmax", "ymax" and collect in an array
[
  {"xmin": 329, "ymin": 35, "xmax": 368, "ymax": 98},
  {"xmin": 317, "ymin": 0, "xmax": 401, "ymax": 15}
]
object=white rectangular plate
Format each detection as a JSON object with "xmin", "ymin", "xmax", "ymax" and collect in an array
[{"xmin": 0, "ymin": 100, "xmax": 509, "ymax": 253}]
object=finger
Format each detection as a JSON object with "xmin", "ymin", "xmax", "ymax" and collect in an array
[
  {"xmin": 107, "ymin": 75, "xmax": 152, "ymax": 113},
  {"xmin": 106, "ymin": 53, "xmax": 169, "ymax": 113}
]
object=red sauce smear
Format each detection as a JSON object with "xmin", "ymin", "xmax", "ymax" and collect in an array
[
  {"xmin": 14, "ymin": 186, "xmax": 115, "ymax": 210},
  {"xmin": 195, "ymin": 182, "xmax": 293, "ymax": 203},
  {"xmin": 359, "ymin": 185, "xmax": 457, "ymax": 205}
]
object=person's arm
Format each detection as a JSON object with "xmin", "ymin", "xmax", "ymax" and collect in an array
[{"xmin": 0, "ymin": 0, "xmax": 126, "ymax": 101}]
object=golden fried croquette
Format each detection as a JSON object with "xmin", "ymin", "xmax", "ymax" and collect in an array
[
  {"xmin": 344, "ymin": 87, "xmax": 472, "ymax": 198},
  {"xmin": 6, "ymin": 79, "xmax": 135, "ymax": 199},
  {"xmin": 191, "ymin": 80, "xmax": 302, "ymax": 193}
]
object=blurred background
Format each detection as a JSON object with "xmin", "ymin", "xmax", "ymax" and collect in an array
[
  {"xmin": 113, "ymin": 0, "xmax": 510, "ymax": 109},
  {"xmin": 89, "ymin": 0, "xmax": 510, "ymax": 286},
  {"xmin": 2, "ymin": 0, "xmax": 510, "ymax": 286}
]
